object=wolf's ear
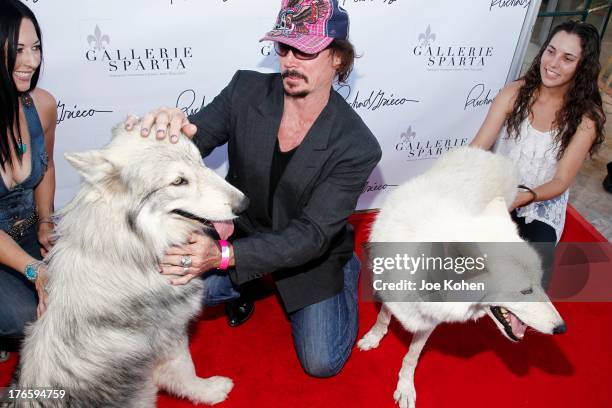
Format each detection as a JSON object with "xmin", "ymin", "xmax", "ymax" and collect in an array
[
  {"xmin": 65, "ymin": 150, "xmax": 117, "ymax": 185},
  {"xmin": 481, "ymin": 196, "xmax": 508, "ymax": 217}
]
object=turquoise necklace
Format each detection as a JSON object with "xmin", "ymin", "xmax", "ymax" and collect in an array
[
  {"xmin": 17, "ymin": 134, "xmax": 27, "ymax": 154},
  {"xmin": 18, "ymin": 94, "xmax": 31, "ymax": 154}
]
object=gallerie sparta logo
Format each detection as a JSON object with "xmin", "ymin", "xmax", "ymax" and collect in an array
[
  {"xmin": 412, "ymin": 25, "xmax": 493, "ymax": 71},
  {"xmin": 84, "ymin": 25, "xmax": 193, "ymax": 76},
  {"xmin": 395, "ymin": 125, "xmax": 468, "ymax": 161}
]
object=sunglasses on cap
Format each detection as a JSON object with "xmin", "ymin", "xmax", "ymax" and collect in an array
[{"xmin": 274, "ymin": 42, "xmax": 321, "ymax": 60}]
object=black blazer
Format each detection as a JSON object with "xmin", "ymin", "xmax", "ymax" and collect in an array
[{"xmin": 190, "ymin": 70, "xmax": 381, "ymax": 313}]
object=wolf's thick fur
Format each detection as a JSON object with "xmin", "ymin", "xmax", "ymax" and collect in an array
[
  {"xmin": 11, "ymin": 124, "xmax": 246, "ymax": 407},
  {"xmin": 358, "ymin": 147, "xmax": 565, "ymax": 408}
]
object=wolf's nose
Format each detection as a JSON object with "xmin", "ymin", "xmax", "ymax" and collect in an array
[
  {"xmin": 553, "ymin": 323, "xmax": 566, "ymax": 335},
  {"xmin": 232, "ymin": 196, "xmax": 249, "ymax": 215}
]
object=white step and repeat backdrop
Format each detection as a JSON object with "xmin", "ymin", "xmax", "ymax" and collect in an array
[{"xmin": 23, "ymin": 0, "xmax": 540, "ymax": 210}]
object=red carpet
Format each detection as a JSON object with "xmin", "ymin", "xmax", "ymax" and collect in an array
[{"xmin": 1, "ymin": 207, "xmax": 610, "ymax": 407}]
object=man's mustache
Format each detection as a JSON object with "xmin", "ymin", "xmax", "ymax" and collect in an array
[{"xmin": 281, "ymin": 70, "xmax": 308, "ymax": 83}]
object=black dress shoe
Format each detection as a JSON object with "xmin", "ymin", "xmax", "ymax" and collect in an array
[{"xmin": 225, "ymin": 297, "xmax": 254, "ymax": 327}]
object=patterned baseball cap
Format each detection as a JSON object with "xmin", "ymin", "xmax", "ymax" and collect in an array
[{"xmin": 260, "ymin": 0, "xmax": 350, "ymax": 54}]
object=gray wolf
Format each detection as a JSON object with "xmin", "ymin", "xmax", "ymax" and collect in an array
[
  {"xmin": 10, "ymin": 123, "xmax": 247, "ymax": 407},
  {"xmin": 358, "ymin": 147, "xmax": 566, "ymax": 408}
]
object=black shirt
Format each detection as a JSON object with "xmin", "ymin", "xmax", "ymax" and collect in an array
[{"xmin": 268, "ymin": 140, "xmax": 297, "ymax": 218}]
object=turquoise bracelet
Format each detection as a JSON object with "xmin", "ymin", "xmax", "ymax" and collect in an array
[{"xmin": 24, "ymin": 260, "xmax": 45, "ymax": 282}]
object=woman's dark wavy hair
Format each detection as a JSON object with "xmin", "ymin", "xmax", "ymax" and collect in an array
[
  {"xmin": 506, "ymin": 20, "xmax": 605, "ymax": 159},
  {"xmin": 0, "ymin": 0, "xmax": 43, "ymax": 170}
]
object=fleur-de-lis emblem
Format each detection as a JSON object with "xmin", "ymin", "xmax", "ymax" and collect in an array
[
  {"xmin": 418, "ymin": 25, "xmax": 435, "ymax": 47},
  {"xmin": 400, "ymin": 126, "xmax": 416, "ymax": 142},
  {"xmin": 87, "ymin": 25, "xmax": 110, "ymax": 51}
]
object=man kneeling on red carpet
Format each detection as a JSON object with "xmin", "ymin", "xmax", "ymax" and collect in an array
[{"xmin": 126, "ymin": 0, "xmax": 381, "ymax": 378}]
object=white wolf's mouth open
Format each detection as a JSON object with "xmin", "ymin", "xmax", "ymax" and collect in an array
[
  {"xmin": 171, "ymin": 209, "xmax": 214, "ymax": 229},
  {"xmin": 490, "ymin": 306, "xmax": 528, "ymax": 341},
  {"xmin": 171, "ymin": 209, "xmax": 233, "ymax": 240}
]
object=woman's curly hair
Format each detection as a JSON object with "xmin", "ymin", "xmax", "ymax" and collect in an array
[{"xmin": 506, "ymin": 20, "xmax": 605, "ymax": 159}]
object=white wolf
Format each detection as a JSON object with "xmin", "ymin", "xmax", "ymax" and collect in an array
[
  {"xmin": 358, "ymin": 147, "xmax": 566, "ymax": 408},
  {"xmin": 11, "ymin": 123, "xmax": 247, "ymax": 407}
]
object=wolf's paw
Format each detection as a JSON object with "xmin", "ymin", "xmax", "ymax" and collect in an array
[
  {"xmin": 393, "ymin": 382, "xmax": 416, "ymax": 408},
  {"xmin": 357, "ymin": 332, "xmax": 383, "ymax": 350},
  {"xmin": 193, "ymin": 376, "xmax": 234, "ymax": 405}
]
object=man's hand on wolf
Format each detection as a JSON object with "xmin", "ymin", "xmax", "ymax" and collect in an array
[
  {"xmin": 160, "ymin": 232, "xmax": 224, "ymax": 285},
  {"xmin": 124, "ymin": 108, "xmax": 197, "ymax": 143}
]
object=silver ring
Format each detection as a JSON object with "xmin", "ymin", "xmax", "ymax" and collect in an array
[
  {"xmin": 180, "ymin": 255, "xmax": 192, "ymax": 267},
  {"xmin": 183, "ymin": 266, "xmax": 190, "ymax": 274}
]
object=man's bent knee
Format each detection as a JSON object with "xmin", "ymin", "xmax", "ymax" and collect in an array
[{"xmin": 299, "ymin": 352, "xmax": 346, "ymax": 378}]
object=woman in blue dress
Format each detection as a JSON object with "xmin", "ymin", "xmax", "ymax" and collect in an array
[{"xmin": 0, "ymin": 0, "xmax": 58, "ymax": 357}]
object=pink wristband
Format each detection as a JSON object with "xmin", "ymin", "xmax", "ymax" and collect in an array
[{"xmin": 218, "ymin": 240, "xmax": 230, "ymax": 270}]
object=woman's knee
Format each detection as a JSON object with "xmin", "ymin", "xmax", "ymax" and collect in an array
[
  {"xmin": 0, "ymin": 302, "xmax": 37, "ymax": 338},
  {"xmin": 0, "ymin": 273, "xmax": 37, "ymax": 337}
]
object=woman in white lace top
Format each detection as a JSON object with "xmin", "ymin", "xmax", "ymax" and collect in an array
[{"xmin": 471, "ymin": 20, "xmax": 605, "ymax": 245}]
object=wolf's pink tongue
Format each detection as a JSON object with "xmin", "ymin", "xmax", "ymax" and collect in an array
[
  {"xmin": 509, "ymin": 314, "xmax": 527, "ymax": 339},
  {"xmin": 212, "ymin": 220, "xmax": 234, "ymax": 240}
]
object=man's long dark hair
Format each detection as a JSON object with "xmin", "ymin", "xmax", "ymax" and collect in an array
[
  {"xmin": 1, "ymin": 0, "xmax": 43, "ymax": 170},
  {"xmin": 506, "ymin": 20, "xmax": 605, "ymax": 159},
  {"xmin": 329, "ymin": 39, "xmax": 355, "ymax": 84}
]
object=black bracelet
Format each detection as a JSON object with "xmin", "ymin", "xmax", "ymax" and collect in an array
[{"xmin": 517, "ymin": 184, "xmax": 537, "ymax": 206}]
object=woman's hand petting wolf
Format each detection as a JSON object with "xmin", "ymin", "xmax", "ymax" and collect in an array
[
  {"xmin": 160, "ymin": 232, "xmax": 223, "ymax": 285},
  {"xmin": 37, "ymin": 222, "xmax": 55, "ymax": 257},
  {"xmin": 509, "ymin": 191, "xmax": 536, "ymax": 211},
  {"xmin": 124, "ymin": 108, "xmax": 197, "ymax": 143},
  {"xmin": 35, "ymin": 265, "xmax": 49, "ymax": 318}
]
